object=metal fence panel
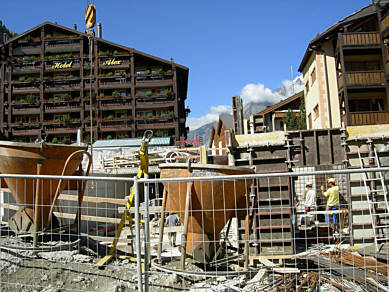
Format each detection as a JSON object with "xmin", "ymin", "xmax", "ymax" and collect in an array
[{"xmin": 0, "ymin": 168, "xmax": 388, "ymax": 291}]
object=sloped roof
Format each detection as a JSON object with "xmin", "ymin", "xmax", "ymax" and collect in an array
[
  {"xmin": 1, "ymin": 21, "xmax": 188, "ymax": 70},
  {"xmin": 298, "ymin": 4, "xmax": 378, "ymax": 72},
  {"xmin": 255, "ymin": 91, "xmax": 303, "ymax": 116},
  {"xmin": 93, "ymin": 137, "xmax": 172, "ymax": 148}
]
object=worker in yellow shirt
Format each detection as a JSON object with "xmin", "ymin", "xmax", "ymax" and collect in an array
[{"xmin": 321, "ymin": 178, "xmax": 339, "ymax": 229}]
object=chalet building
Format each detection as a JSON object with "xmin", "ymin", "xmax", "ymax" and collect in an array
[
  {"xmin": 0, "ymin": 22, "xmax": 189, "ymax": 143},
  {"xmin": 299, "ymin": 2, "xmax": 389, "ymax": 129},
  {"xmin": 251, "ymin": 91, "xmax": 303, "ymax": 133}
]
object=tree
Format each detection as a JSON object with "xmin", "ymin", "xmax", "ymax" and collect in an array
[
  {"xmin": 283, "ymin": 96, "xmax": 307, "ymax": 131},
  {"xmin": 0, "ymin": 20, "xmax": 17, "ymax": 44},
  {"xmin": 297, "ymin": 95, "xmax": 307, "ymax": 130},
  {"xmin": 283, "ymin": 109, "xmax": 298, "ymax": 131}
]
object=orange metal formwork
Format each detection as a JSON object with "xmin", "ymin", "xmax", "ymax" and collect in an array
[
  {"xmin": 160, "ymin": 163, "xmax": 253, "ymax": 263},
  {"xmin": 0, "ymin": 141, "xmax": 87, "ymax": 232}
]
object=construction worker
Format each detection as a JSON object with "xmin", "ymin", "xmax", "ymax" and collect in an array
[
  {"xmin": 321, "ymin": 178, "xmax": 339, "ymax": 229},
  {"xmin": 165, "ymin": 212, "xmax": 180, "ymax": 247},
  {"xmin": 304, "ymin": 182, "xmax": 316, "ymax": 212}
]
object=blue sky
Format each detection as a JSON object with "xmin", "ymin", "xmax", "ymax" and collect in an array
[{"xmin": 1, "ymin": 0, "xmax": 370, "ymax": 129}]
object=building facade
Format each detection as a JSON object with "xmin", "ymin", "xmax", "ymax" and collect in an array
[
  {"xmin": 0, "ymin": 22, "xmax": 189, "ymax": 143},
  {"xmin": 299, "ymin": 3, "xmax": 389, "ymax": 129},
  {"xmin": 252, "ymin": 91, "xmax": 303, "ymax": 133}
]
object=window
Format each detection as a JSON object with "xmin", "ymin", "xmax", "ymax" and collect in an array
[
  {"xmin": 314, "ymin": 105, "xmax": 319, "ymax": 119},
  {"xmin": 308, "ymin": 113, "xmax": 312, "ymax": 129},
  {"xmin": 305, "ymin": 81, "xmax": 309, "ymax": 94},
  {"xmin": 345, "ymin": 61, "xmax": 381, "ymax": 72},
  {"xmin": 311, "ymin": 68, "xmax": 316, "ymax": 85}
]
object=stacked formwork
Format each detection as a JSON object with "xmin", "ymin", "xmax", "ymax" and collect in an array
[
  {"xmin": 233, "ymin": 132, "xmax": 292, "ymax": 255},
  {"xmin": 232, "ymin": 128, "xmax": 348, "ymax": 255},
  {"xmin": 345, "ymin": 131, "xmax": 389, "ymax": 247}
]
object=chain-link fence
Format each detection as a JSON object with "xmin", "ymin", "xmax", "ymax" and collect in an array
[{"xmin": 0, "ymin": 167, "xmax": 388, "ymax": 291}]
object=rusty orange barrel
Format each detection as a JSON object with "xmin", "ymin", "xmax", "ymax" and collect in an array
[
  {"xmin": 0, "ymin": 141, "xmax": 87, "ymax": 233},
  {"xmin": 160, "ymin": 163, "xmax": 253, "ymax": 263}
]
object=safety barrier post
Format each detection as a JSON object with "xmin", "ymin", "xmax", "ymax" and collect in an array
[{"xmin": 134, "ymin": 176, "xmax": 143, "ymax": 292}]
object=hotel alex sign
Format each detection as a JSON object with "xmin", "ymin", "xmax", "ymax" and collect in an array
[
  {"xmin": 52, "ymin": 61, "xmax": 73, "ymax": 69},
  {"xmin": 103, "ymin": 58, "xmax": 122, "ymax": 66}
]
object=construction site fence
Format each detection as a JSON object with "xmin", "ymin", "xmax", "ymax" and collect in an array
[{"xmin": 0, "ymin": 167, "xmax": 388, "ymax": 291}]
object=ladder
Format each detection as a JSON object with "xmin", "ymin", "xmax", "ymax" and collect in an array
[
  {"xmin": 97, "ymin": 130, "xmax": 152, "ymax": 267},
  {"xmin": 358, "ymin": 147, "xmax": 389, "ymax": 252}
]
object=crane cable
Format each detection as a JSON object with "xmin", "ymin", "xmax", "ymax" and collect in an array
[{"xmin": 89, "ymin": 34, "xmax": 94, "ymax": 176}]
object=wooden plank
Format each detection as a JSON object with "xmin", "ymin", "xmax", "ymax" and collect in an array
[
  {"xmin": 53, "ymin": 211, "xmax": 121, "ymax": 224},
  {"xmin": 0, "ymin": 189, "xmax": 127, "ymax": 205},
  {"xmin": 256, "ymin": 256, "xmax": 278, "ymax": 267},
  {"xmin": 59, "ymin": 194, "xmax": 126, "ymax": 205},
  {"xmin": 0, "ymin": 202, "xmax": 18, "ymax": 211},
  {"xmin": 0, "ymin": 202, "xmax": 121, "ymax": 224}
]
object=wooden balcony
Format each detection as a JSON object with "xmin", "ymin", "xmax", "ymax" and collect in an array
[
  {"xmin": 13, "ymin": 44, "xmax": 41, "ymax": 55},
  {"xmin": 99, "ymin": 120, "xmax": 132, "ymax": 131},
  {"xmin": 99, "ymin": 78, "xmax": 131, "ymax": 89},
  {"xmin": 11, "ymin": 127, "xmax": 41, "ymax": 136},
  {"xmin": 12, "ymin": 85, "xmax": 40, "ymax": 93},
  {"xmin": 44, "ymin": 82, "xmax": 80, "ymax": 92},
  {"xmin": 45, "ymin": 104, "xmax": 81, "ymax": 113},
  {"xmin": 135, "ymin": 79, "xmax": 173, "ymax": 87},
  {"xmin": 44, "ymin": 123, "xmax": 81, "ymax": 134},
  {"xmin": 12, "ymin": 104, "xmax": 41, "ymax": 115},
  {"xmin": 338, "ymin": 71, "xmax": 385, "ymax": 89},
  {"xmin": 135, "ymin": 73, "xmax": 173, "ymax": 83},
  {"xmin": 135, "ymin": 98, "xmax": 175, "ymax": 109},
  {"xmin": 342, "ymin": 111, "xmax": 389, "ymax": 126},
  {"xmin": 45, "ymin": 41, "xmax": 80, "ymax": 53},
  {"xmin": 99, "ymin": 99, "xmax": 131, "ymax": 110},
  {"xmin": 136, "ymin": 118, "xmax": 176, "ymax": 129},
  {"xmin": 12, "ymin": 65, "xmax": 41, "ymax": 74},
  {"xmin": 341, "ymin": 32, "xmax": 380, "ymax": 48}
]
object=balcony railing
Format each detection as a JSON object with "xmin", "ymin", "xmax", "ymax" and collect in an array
[
  {"xmin": 135, "ymin": 98, "xmax": 175, "ymax": 109},
  {"xmin": 342, "ymin": 111, "xmax": 389, "ymax": 126},
  {"xmin": 45, "ymin": 82, "xmax": 80, "ymax": 92},
  {"xmin": 12, "ymin": 85, "xmax": 40, "ymax": 93},
  {"xmin": 341, "ymin": 32, "xmax": 380, "ymax": 47},
  {"xmin": 11, "ymin": 127, "xmax": 41, "ymax": 136},
  {"xmin": 13, "ymin": 44, "xmax": 41, "ymax": 55},
  {"xmin": 99, "ymin": 99, "xmax": 131, "ymax": 110},
  {"xmin": 12, "ymin": 104, "xmax": 41, "ymax": 115},
  {"xmin": 45, "ymin": 41, "xmax": 80, "ymax": 53},
  {"xmin": 135, "ymin": 73, "xmax": 173, "ymax": 83},
  {"xmin": 45, "ymin": 104, "xmax": 81, "ymax": 113},
  {"xmin": 136, "ymin": 120, "xmax": 176, "ymax": 129},
  {"xmin": 44, "ymin": 123, "xmax": 81, "ymax": 134},
  {"xmin": 338, "ymin": 71, "xmax": 385, "ymax": 88},
  {"xmin": 99, "ymin": 120, "xmax": 132, "ymax": 131},
  {"xmin": 12, "ymin": 65, "xmax": 41, "ymax": 74},
  {"xmin": 99, "ymin": 78, "xmax": 131, "ymax": 89}
]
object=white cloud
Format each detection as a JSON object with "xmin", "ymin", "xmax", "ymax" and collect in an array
[
  {"xmin": 187, "ymin": 75, "xmax": 304, "ymax": 132},
  {"xmin": 187, "ymin": 105, "xmax": 231, "ymax": 130},
  {"xmin": 281, "ymin": 75, "xmax": 304, "ymax": 98},
  {"xmin": 240, "ymin": 83, "xmax": 283, "ymax": 105}
]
